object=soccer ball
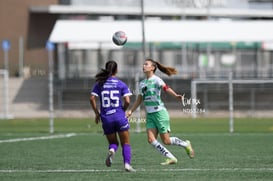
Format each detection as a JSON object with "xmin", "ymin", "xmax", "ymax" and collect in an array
[{"xmin": 112, "ymin": 31, "xmax": 127, "ymax": 46}]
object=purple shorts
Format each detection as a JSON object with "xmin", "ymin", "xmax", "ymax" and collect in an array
[{"xmin": 100, "ymin": 114, "xmax": 130, "ymax": 135}]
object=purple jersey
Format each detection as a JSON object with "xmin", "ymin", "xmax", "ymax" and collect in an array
[{"xmin": 91, "ymin": 77, "xmax": 132, "ymax": 117}]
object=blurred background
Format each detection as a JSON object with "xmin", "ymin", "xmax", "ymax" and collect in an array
[{"xmin": 0, "ymin": 0, "xmax": 273, "ymax": 119}]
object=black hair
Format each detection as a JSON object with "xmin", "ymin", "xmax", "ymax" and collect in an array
[{"xmin": 95, "ymin": 60, "xmax": 118, "ymax": 85}]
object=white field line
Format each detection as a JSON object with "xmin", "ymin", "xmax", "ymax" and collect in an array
[
  {"xmin": 0, "ymin": 133, "xmax": 77, "ymax": 143},
  {"xmin": 0, "ymin": 132, "xmax": 271, "ymax": 144},
  {"xmin": 0, "ymin": 168, "xmax": 272, "ymax": 173}
]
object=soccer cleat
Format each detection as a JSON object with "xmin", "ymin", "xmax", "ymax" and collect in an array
[
  {"xmin": 160, "ymin": 158, "xmax": 178, "ymax": 165},
  {"xmin": 185, "ymin": 140, "xmax": 194, "ymax": 159},
  {"xmin": 124, "ymin": 163, "xmax": 136, "ymax": 172},
  {"xmin": 105, "ymin": 149, "xmax": 115, "ymax": 167}
]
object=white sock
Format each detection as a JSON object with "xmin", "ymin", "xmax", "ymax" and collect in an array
[
  {"xmin": 170, "ymin": 137, "xmax": 188, "ymax": 148},
  {"xmin": 151, "ymin": 140, "xmax": 176, "ymax": 159}
]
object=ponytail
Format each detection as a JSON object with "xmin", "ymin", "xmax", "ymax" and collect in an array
[
  {"xmin": 146, "ymin": 58, "xmax": 177, "ymax": 76},
  {"xmin": 95, "ymin": 60, "xmax": 118, "ymax": 85}
]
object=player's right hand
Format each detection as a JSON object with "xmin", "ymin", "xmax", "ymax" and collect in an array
[{"xmin": 95, "ymin": 114, "xmax": 101, "ymax": 124}]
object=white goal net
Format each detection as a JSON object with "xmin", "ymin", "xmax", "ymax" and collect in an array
[{"xmin": 191, "ymin": 73, "xmax": 273, "ymax": 132}]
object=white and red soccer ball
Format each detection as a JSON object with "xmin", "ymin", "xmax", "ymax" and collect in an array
[{"xmin": 112, "ymin": 31, "xmax": 127, "ymax": 46}]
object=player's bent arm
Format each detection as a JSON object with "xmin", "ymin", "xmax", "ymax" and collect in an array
[
  {"xmin": 89, "ymin": 95, "xmax": 100, "ymax": 123},
  {"xmin": 89, "ymin": 95, "xmax": 99, "ymax": 115},
  {"xmin": 123, "ymin": 96, "xmax": 130, "ymax": 111},
  {"xmin": 164, "ymin": 85, "xmax": 183, "ymax": 101},
  {"xmin": 126, "ymin": 95, "xmax": 142, "ymax": 117}
]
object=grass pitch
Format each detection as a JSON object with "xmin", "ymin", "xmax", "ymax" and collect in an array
[{"xmin": 0, "ymin": 118, "xmax": 272, "ymax": 181}]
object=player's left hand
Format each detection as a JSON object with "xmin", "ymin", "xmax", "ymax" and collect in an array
[
  {"xmin": 176, "ymin": 93, "xmax": 184, "ymax": 101},
  {"xmin": 126, "ymin": 110, "xmax": 132, "ymax": 118}
]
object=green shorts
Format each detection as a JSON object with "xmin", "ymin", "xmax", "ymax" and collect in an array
[{"xmin": 146, "ymin": 109, "xmax": 170, "ymax": 133}]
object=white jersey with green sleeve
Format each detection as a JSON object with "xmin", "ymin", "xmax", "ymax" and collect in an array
[{"xmin": 139, "ymin": 75, "xmax": 166, "ymax": 113}]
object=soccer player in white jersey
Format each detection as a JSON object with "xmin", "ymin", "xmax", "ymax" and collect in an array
[{"xmin": 127, "ymin": 58, "xmax": 194, "ymax": 165}]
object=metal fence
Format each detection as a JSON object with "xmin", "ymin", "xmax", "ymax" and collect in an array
[
  {"xmin": 1, "ymin": 75, "xmax": 273, "ymax": 119},
  {"xmin": 1, "ymin": 45, "xmax": 273, "ymax": 118}
]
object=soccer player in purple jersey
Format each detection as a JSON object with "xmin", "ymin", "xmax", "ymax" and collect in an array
[{"xmin": 90, "ymin": 60, "xmax": 135, "ymax": 172}]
